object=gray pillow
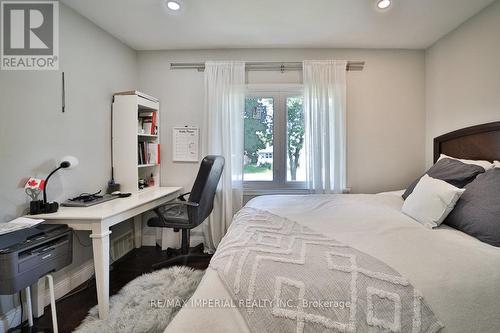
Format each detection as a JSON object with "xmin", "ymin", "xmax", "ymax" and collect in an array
[
  {"xmin": 444, "ymin": 168, "xmax": 500, "ymax": 247},
  {"xmin": 402, "ymin": 158, "xmax": 485, "ymax": 199}
]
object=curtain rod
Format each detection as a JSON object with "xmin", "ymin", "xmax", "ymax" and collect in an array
[{"xmin": 170, "ymin": 61, "xmax": 364, "ymax": 72}]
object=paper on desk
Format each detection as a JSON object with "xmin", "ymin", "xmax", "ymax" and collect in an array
[{"xmin": 0, "ymin": 217, "xmax": 45, "ymax": 235}]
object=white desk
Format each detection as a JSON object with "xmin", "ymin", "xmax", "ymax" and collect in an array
[{"xmin": 33, "ymin": 186, "xmax": 182, "ymax": 319}]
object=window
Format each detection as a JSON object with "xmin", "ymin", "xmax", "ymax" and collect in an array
[
  {"xmin": 244, "ymin": 86, "xmax": 306, "ymax": 192},
  {"xmin": 286, "ymin": 96, "xmax": 306, "ymax": 182},
  {"xmin": 244, "ymin": 96, "xmax": 274, "ymax": 181}
]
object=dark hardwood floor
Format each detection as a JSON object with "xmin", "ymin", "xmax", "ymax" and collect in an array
[{"xmin": 20, "ymin": 247, "xmax": 210, "ymax": 333}]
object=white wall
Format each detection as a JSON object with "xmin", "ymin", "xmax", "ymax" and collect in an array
[
  {"xmin": 138, "ymin": 48, "xmax": 426, "ymax": 194},
  {"xmin": 0, "ymin": 3, "xmax": 137, "ymax": 327},
  {"xmin": 425, "ymin": 0, "xmax": 500, "ymax": 165}
]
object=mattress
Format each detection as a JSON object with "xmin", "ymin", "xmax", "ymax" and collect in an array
[{"xmin": 166, "ymin": 192, "xmax": 500, "ymax": 333}]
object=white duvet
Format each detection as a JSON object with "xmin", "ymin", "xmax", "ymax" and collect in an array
[{"xmin": 166, "ymin": 192, "xmax": 500, "ymax": 333}]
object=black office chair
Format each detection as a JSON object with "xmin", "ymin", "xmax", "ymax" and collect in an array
[{"xmin": 148, "ymin": 155, "xmax": 225, "ymax": 268}]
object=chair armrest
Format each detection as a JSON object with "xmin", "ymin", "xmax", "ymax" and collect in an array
[
  {"xmin": 177, "ymin": 192, "xmax": 191, "ymax": 201},
  {"xmin": 158, "ymin": 200, "xmax": 199, "ymax": 208},
  {"xmin": 152, "ymin": 200, "xmax": 199, "ymax": 223}
]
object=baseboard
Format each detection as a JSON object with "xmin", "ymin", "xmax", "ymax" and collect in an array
[
  {"xmin": 36, "ymin": 260, "xmax": 95, "ymax": 317},
  {"xmin": 190, "ymin": 233, "xmax": 204, "ymax": 247},
  {"xmin": 142, "ymin": 234, "xmax": 157, "ymax": 246}
]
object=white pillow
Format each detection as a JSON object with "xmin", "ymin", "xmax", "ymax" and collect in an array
[
  {"xmin": 438, "ymin": 154, "xmax": 494, "ymax": 170},
  {"xmin": 402, "ymin": 174, "xmax": 465, "ymax": 229}
]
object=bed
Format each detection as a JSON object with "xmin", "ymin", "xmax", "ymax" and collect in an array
[{"xmin": 166, "ymin": 122, "xmax": 500, "ymax": 333}]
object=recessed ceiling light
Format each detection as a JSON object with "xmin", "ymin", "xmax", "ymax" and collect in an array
[
  {"xmin": 377, "ymin": 0, "xmax": 391, "ymax": 9},
  {"xmin": 167, "ymin": 1, "xmax": 181, "ymax": 11}
]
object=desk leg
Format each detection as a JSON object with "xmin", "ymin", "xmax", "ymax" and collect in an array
[
  {"xmin": 90, "ymin": 224, "xmax": 112, "ymax": 319},
  {"xmin": 133, "ymin": 215, "xmax": 142, "ymax": 248}
]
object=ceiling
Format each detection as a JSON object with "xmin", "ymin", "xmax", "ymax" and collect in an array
[{"xmin": 61, "ymin": 0, "xmax": 495, "ymax": 50}]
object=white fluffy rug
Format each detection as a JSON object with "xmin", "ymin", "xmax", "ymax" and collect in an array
[{"xmin": 74, "ymin": 266, "xmax": 205, "ymax": 333}]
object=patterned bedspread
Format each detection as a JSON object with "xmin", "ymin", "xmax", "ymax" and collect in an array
[{"xmin": 209, "ymin": 207, "xmax": 443, "ymax": 333}]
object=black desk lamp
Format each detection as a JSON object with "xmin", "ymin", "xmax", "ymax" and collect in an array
[{"xmin": 30, "ymin": 156, "xmax": 79, "ymax": 215}]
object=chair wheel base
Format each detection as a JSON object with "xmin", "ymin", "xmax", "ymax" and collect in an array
[
  {"xmin": 165, "ymin": 243, "xmax": 204, "ymax": 257},
  {"xmin": 153, "ymin": 243, "xmax": 210, "ymax": 269}
]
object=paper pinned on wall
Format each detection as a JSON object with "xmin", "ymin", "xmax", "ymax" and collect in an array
[{"xmin": 173, "ymin": 127, "xmax": 199, "ymax": 162}]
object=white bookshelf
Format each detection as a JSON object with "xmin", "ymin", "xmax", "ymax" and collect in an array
[{"xmin": 112, "ymin": 91, "xmax": 161, "ymax": 193}]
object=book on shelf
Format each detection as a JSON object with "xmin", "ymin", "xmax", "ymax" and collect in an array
[
  {"xmin": 138, "ymin": 111, "xmax": 158, "ymax": 135},
  {"xmin": 142, "ymin": 119, "xmax": 153, "ymax": 134},
  {"xmin": 151, "ymin": 112, "xmax": 157, "ymax": 135},
  {"xmin": 138, "ymin": 142, "xmax": 160, "ymax": 165}
]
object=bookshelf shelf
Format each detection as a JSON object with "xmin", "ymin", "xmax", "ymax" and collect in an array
[
  {"xmin": 112, "ymin": 91, "xmax": 161, "ymax": 193},
  {"xmin": 138, "ymin": 133, "xmax": 158, "ymax": 138}
]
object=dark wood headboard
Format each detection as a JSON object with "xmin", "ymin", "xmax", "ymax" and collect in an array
[{"xmin": 433, "ymin": 121, "xmax": 500, "ymax": 163}]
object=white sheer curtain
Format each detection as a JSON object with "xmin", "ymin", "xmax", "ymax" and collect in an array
[
  {"xmin": 202, "ymin": 61, "xmax": 245, "ymax": 251},
  {"xmin": 303, "ymin": 60, "xmax": 347, "ymax": 194}
]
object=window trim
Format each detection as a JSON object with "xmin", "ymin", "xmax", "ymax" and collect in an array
[{"xmin": 244, "ymin": 84, "xmax": 307, "ymax": 194}]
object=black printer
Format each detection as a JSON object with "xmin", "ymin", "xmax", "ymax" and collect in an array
[{"xmin": 0, "ymin": 224, "xmax": 73, "ymax": 294}]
